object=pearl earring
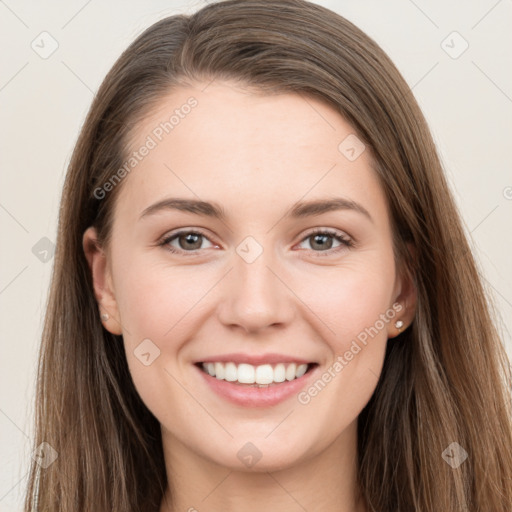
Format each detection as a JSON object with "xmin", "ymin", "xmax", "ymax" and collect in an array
[
  {"xmin": 395, "ymin": 320, "xmax": 404, "ymax": 333},
  {"xmin": 101, "ymin": 313, "xmax": 109, "ymax": 321}
]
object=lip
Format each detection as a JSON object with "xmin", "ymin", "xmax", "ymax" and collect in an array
[
  {"xmin": 196, "ymin": 352, "xmax": 314, "ymax": 366},
  {"xmin": 194, "ymin": 361, "xmax": 319, "ymax": 408}
]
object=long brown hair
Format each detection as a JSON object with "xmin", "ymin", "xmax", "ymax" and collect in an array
[{"xmin": 24, "ymin": 1, "xmax": 512, "ymax": 510}]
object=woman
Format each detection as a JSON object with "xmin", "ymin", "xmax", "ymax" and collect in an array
[{"xmin": 24, "ymin": 0, "xmax": 512, "ymax": 511}]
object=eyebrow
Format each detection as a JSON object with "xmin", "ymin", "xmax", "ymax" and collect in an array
[{"xmin": 139, "ymin": 197, "xmax": 373, "ymax": 224}]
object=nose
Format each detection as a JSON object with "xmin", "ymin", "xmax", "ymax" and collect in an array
[{"xmin": 216, "ymin": 245, "xmax": 296, "ymax": 334}]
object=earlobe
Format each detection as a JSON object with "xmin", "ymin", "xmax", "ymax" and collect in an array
[
  {"xmin": 389, "ymin": 242, "xmax": 418, "ymax": 338},
  {"xmin": 82, "ymin": 226, "xmax": 123, "ymax": 335}
]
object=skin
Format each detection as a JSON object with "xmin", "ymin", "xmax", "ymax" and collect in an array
[{"xmin": 83, "ymin": 80, "xmax": 417, "ymax": 512}]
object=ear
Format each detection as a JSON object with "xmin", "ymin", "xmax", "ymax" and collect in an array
[
  {"xmin": 82, "ymin": 226, "xmax": 123, "ymax": 335},
  {"xmin": 388, "ymin": 242, "xmax": 417, "ymax": 339}
]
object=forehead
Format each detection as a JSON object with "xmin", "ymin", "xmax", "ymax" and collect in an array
[{"xmin": 114, "ymin": 80, "xmax": 390, "ymax": 231}]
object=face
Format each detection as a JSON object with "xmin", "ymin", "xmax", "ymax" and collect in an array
[{"xmin": 84, "ymin": 80, "xmax": 416, "ymax": 472}]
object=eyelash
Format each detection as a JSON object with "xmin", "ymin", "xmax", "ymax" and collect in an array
[{"xmin": 158, "ymin": 228, "xmax": 354, "ymax": 257}]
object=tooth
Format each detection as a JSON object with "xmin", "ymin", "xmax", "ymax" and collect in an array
[
  {"xmin": 201, "ymin": 361, "xmax": 311, "ymax": 384},
  {"xmin": 237, "ymin": 363, "xmax": 255, "ymax": 384},
  {"xmin": 285, "ymin": 363, "xmax": 297, "ymax": 381},
  {"xmin": 214, "ymin": 362, "xmax": 225, "ymax": 380},
  {"xmin": 295, "ymin": 363, "xmax": 308, "ymax": 378},
  {"xmin": 224, "ymin": 362, "xmax": 237, "ymax": 382},
  {"xmin": 273, "ymin": 363, "xmax": 286, "ymax": 383},
  {"xmin": 255, "ymin": 364, "xmax": 274, "ymax": 385}
]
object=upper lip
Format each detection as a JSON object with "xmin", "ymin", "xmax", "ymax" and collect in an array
[{"xmin": 196, "ymin": 353, "xmax": 315, "ymax": 366}]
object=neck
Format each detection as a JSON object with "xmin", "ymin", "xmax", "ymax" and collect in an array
[{"xmin": 159, "ymin": 420, "xmax": 367, "ymax": 512}]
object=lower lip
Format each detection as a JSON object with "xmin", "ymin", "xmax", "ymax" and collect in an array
[{"xmin": 194, "ymin": 363, "xmax": 318, "ymax": 408}]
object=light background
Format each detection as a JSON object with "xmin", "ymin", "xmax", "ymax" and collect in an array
[{"xmin": 1, "ymin": 0, "xmax": 511, "ymax": 509}]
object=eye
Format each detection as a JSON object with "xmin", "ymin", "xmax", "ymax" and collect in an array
[
  {"xmin": 159, "ymin": 229, "xmax": 216, "ymax": 255},
  {"xmin": 158, "ymin": 227, "xmax": 354, "ymax": 257},
  {"xmin": 296, "ymin": 228, "xmax": 354, "ymax": 256}
]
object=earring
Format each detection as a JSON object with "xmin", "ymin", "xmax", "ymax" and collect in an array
[
  {"xmin": 101, "ymin": 313, "xmax": 109, "ymax": 322},
  {"xmin": 395, "ymin": 320, "xmax": 404, "ymax": 333}
]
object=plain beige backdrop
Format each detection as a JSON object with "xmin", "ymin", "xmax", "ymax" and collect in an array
[{"xmin": 1, "ymin": 0, "xmax": 511, "ymax": 510}]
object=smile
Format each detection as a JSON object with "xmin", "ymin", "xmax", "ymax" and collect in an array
[
  {"xmin": 198, "ymin": 361, "xmax": 315, "ymax": 386},
  {"xmin": 194, "ymin": 360, "xmax": 319, "ymax": 407}
]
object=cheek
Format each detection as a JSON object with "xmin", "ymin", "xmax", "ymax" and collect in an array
[
  {"xmin": 114, "ymin": 245, "xmax": 396, "ymax": 361},
  {"xmin": 297, "ymin": 257, "xmax": 396, "ymax": 345},
  {"xmin": 112, "ymin": 260, "xmax": 204, "ymax": 421},
  {"xmin": 114, "ymin": 256, "xmax": 213, "ymax": 341},
  {"xmin": 292, "ymin": 258, "xmax": 395, "ymax": 411}
]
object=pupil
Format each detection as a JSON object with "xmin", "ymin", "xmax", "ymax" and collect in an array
[
  {"xmin": 181, "ymin": 233, "xmax": 201, "ymax": 250},
  {"xmin": 312, "ymin": 234, "xmax": 332, "ymax": 250}
]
